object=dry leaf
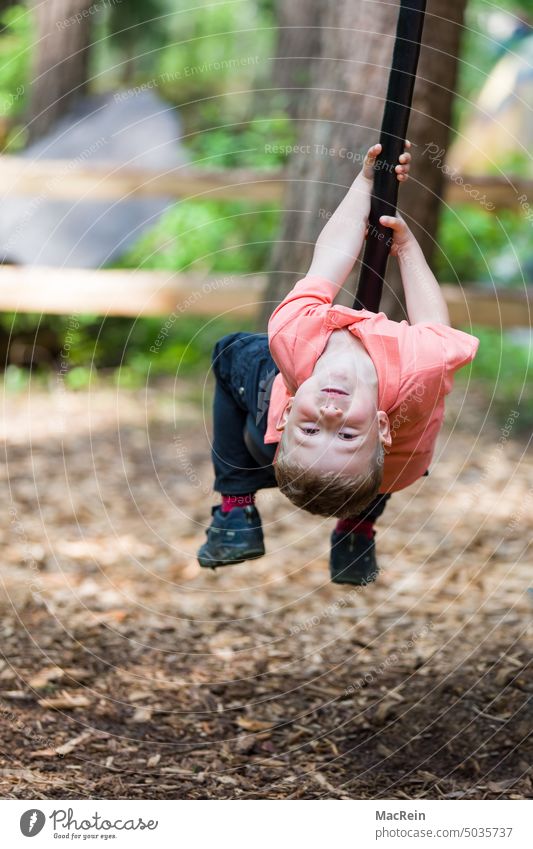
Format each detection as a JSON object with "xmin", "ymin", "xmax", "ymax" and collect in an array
[
  {"xmin": 37, "ymin": 692, "xmax": 91, "ymax": 710},
  {"xmin": 234, "ymin": 735, "xmax": 257, "ymax": 755},
  {"xmin": 0, "ymin": 768, "xmax": 41, "ymax": 782},
  {"xmin": 31, "ymin": 732, "xmax": 93, "ymax": 758},
  {"xmin": 374, "ymin": 700, "xmax": 397, "ymax": 724},
  {"xmin": 63, "ymin": 668, "xmax": 92, "ymax": 682},
  {"xmin": 29, "ymin": 666, "xmax": 64, "ymax": 689},
  {"xmin": 2, "ymin": 690, "xmax": 32, "ymax": 700},
  {"xmin": 236, "ymin": 717, "xmax": 275, "ymax": 732},
  {"xmin": 55, "ymin": 730, "xmax": 94, "ymax": 756},
  {"xmin": 129, "ymin": 690, "xmax": 154, "ymax": 702},
  {"xmin": 487, "ymin": 778, "xmax": 521, "ymax": 792},
  {"xmin": 131, "ymin": 706, "xmax": 152, "ymax": 723},
  {"xmin": 90, "ymin": 609, "xmax": 128, "ymax": 624}
]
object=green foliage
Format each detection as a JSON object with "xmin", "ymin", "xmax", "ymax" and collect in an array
[
  {"xmin": 99, "ymin": 0, "xmax": 169, "ymax": 84},
  {"xmin": 434, "ymin": 204, "xmax": 532, "ymax": 285},
  {"xmin": 452, "ymin": 0, "xmax": 533, "ymax": 132},
  {"xmin": 1, "ymin": 0, "xmax": 530, "ymax": 423},
  {"xmin": 187, "ymin": 114, "xmax": 294, "ymax": 169},
  {"xmin": 155, "ymin": 0, "xmax": 273, "ymax": 105},
  {"xmin": 106, "ymin": 0, "xmax": 166, "ymax": 47},
  {"xmin": 0, "ymin": 311, "xmax": 249, "ymax": 389},
  {"xmin": 0, "ymin": 4, "xmax": 31, "ymax": 143},
  {"xmin": 459, "ymin": 326, "xmax": 532, "ymax": 430},
  {"xmin": 4, "ymin": 362, "xmax": 29, "ymax": 392},
  {"xmin": 114, "ymin": 199, "xmax": 279, "ymax": 274},
  {"xmin": 114, "ymin": 113, "xmax": 293, "ymax": 276}
]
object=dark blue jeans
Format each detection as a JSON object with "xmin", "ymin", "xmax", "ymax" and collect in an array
[
  {"xmin": 210, "ymin": 332, "xmax": 390, "ymax": 522},
  {"xmin": 211, "ymin": 332, "xmax": 278, "ymax": 494}
]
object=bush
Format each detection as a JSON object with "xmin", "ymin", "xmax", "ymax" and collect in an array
[
  {"xmin": 435, "ymin": 204, "xmax": 533, "ymax": 286},
  {"xmin": 155, "ymin": 0, "xmax": 273, "ymax": 106},
  {"xmin": 458, "ymin": 326, "xmax": 532, "ymax": 432},
  {"xmin": 0, "ymin": 4, "xmax": 32, "ymax": 149}
]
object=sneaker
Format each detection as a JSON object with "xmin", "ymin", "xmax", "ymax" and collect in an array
[
  {"xmin": 197, "ymin": 505, "xmax": 265, "ymax": 569},
  {"xmin": 329, "ymin": 529, "xmax": 379, "ymax": 586}
]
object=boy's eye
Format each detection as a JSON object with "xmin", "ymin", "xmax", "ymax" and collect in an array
[
  {"xmin": 300, "ymin": 426, "xmax": 319, "ymax": 435},
  {"xmin": 338, "ymin": 432, "xmax": 357, "ymax": 440}
]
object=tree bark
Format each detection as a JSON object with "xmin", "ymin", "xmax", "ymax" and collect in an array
[
  {"xmin": 27, "ymin": 0, "xmax": 93, "ymax": 141},
  {"xmin": 261, "ymin": 0, "xmax": 468, "ymax": 325},
  {"xmin": 271, "ymin": 0, "xmax": 323, "ymax": 120}
]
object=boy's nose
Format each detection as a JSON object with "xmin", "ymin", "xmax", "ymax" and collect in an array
[{"xmin": 319, "ymin": 403, "xmax": 343, "ymax": 419}]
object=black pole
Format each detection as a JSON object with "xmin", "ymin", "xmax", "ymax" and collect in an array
[{"xmin": 354, "ymin": 0, "xmax": 427, "ymax": 311}]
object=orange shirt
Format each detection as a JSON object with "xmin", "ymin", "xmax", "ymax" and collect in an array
[{"xmin": 265, "ymin": 276, "xmax": 479, "ymax": 493}]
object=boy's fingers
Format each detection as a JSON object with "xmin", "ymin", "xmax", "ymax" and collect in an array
[{"xmin": 366, "ymin": 143, "xmax": 381, "ymax": 159}]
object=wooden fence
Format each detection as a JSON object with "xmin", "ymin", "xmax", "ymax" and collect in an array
[
  {"xmin": 0, "ymin": 156, "xmax": 531, "ymax": 207},
  {"xmin": 0, "ymin": 265, "xmax": 529, "ymax": 329},
  {"xmin": 0, "ymin": 156, "xmax": 531, "ymax": 326}
]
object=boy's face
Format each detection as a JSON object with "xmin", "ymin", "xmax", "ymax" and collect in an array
[{"xmin": 277, "ymin": 374, "xmax": 391, "ymax": 476}]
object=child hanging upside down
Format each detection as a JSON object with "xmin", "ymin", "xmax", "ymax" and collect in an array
[{"xmin": 197, "ymin": 141, "xmax": 479, "ymax": 585}]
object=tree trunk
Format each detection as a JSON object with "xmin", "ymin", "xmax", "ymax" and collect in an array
[
  {"xmin": 27, "ymin": 0, "xmax": 93, "ymax": 141},
  {"xmin": 271, "ymin": 0, "xmax": 323, "ymax": 120},
  {"xmin": 261, "ymin": 0, "xmax": 468, "ymax": 325}
]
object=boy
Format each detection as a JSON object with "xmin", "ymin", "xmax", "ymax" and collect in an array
[{"xmin": 197, "ymin": 143, "xmax": 479, "ymax": 585}]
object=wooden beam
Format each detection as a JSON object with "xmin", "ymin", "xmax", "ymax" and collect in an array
[
  {"xmin": 0, "ymin": 265, "xmax": 530, "ymax": 327},
  {"xmin": 0, "ymin": 266, "xmax": 265, "ymax": 317},
  {"xmin": 0, "ymin": 157, "xmax": 285, "ymax": 203},
  {"xmin": 0, "ymin": 155, "xmax": 530, "ymax": 209},
  {"xmin": 440, "ymin": 284, "xmax": 532, "ymax": 329},
  {"xmin": 444, "ymin": 175, "xmax": 533, "ymax": 210}
]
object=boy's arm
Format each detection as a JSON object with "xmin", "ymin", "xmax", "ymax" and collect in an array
[
  {"xmin": 380, "ymin": 213, "xmax": 451, "ymax": 326},
  {"xmin": 307, "ymin": 142, "xmax": 411, "ymax": 298}
]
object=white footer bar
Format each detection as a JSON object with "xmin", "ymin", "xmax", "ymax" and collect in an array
[{"xmin": 2, "ymin": 799, "xmax": 531, "ymax": 848}]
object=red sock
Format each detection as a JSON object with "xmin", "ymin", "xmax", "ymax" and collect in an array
[
  {"xmin": 335, "ymin": 517, "xmax": 375, "ymax": 539},
  {"xmin": 221, "ymin": 493, "xmax": 255, "ymax": 513}
]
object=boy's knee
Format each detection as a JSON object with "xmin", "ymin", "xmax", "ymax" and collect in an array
[{"xmin": 212, "ymin": 333, "xmax": 239, "ymax": 378}]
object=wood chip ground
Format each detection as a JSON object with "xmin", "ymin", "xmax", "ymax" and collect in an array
[{"xmin": 0, "ymin": 381, "xmax": 530, "ymax": 799}]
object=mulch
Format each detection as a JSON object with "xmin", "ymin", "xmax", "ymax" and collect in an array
[{"xmin": 0, "ymin": 380, "xmax": 531, "ymax": 799}]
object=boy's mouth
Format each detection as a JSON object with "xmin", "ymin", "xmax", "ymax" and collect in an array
[{"xmin": 321, "ymin": 387, "xmax": 349, "ymax": 396}]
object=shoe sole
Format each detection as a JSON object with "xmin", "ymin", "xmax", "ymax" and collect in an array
[
  {"xmin": 198, "ymin": 549, "xmax": 265, "ymax": 569},
  {"xmin": 330, "ymin": 564, "xmax": 379, "ymax": 586}
]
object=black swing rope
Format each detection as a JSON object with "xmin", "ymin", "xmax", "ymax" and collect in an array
[{"xmin": 354, "ymin": 0, "xmax": 427, "ymax": 312}]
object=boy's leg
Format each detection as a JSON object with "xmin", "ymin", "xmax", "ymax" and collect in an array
[
  {"xmin": 211, "ymin": 333, "xmax": 277, "ymax": 496},
  {"xmin": 198, "ymin": 333, "xmax": 276, "ymax": 568},
  {"xmin": 335, "ymin": 493, "xmax": 390, "ymax": 538},
  {"xmin": 329, "ymin": 494, "xmax": 391, "ymax": 586}
]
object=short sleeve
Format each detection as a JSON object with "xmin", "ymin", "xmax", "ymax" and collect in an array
[
  {"xmin": 406, "ymin": 323, "xmax": 479, "ymax": 393},
  {"xmin": 267, "ymin": 275, "xmax": 339, "ymax": 389}
]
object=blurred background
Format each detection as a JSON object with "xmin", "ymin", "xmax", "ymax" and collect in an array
[
  {"xmin": 0, "ymin": 0, "xmax": 530, "ymax": 426},
  {"xmin": 0, "ymin": 0, "xmax": 531, "ymax": 802}
]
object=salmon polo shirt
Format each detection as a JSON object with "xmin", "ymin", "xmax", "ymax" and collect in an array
[{"xmin": 264, "ymin": 276, "xmax": 479, "ymax": 493}]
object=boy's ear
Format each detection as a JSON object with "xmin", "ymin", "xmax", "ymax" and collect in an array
[
  {"xmin": 275, "ymin": 397, "xmax": 294, "ymax": 431},
  {"xmin": 377, "ymin": 411, "xmax": 392, "ymax": 448}
]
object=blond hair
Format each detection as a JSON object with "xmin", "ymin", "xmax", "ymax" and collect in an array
[{"xmin": 274, "ymin": 436, "xmax": 384, "ymax": 518}]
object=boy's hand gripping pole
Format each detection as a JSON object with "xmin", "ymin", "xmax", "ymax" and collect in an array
[{"xmin": 354, "ymin": 0, "xmax": 427, "ymax": 312}]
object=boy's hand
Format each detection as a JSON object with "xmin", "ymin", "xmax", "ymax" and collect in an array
[
  {"xmin": 379, "ymin": 212, "xmax": 412, "ymax": 256},
  {"xmin": 360, "ymin": 140, "xmax": 411, "ymax": 183}
]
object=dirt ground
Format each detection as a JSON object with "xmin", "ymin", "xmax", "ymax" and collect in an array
[{"xmin": 0, "ymin": 379, "xmax": 531, "ymax": 799}]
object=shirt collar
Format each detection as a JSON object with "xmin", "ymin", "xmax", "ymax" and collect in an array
[{"xmin": 325, "ymin": 308, "xmax": 401, "ymax": 412}]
